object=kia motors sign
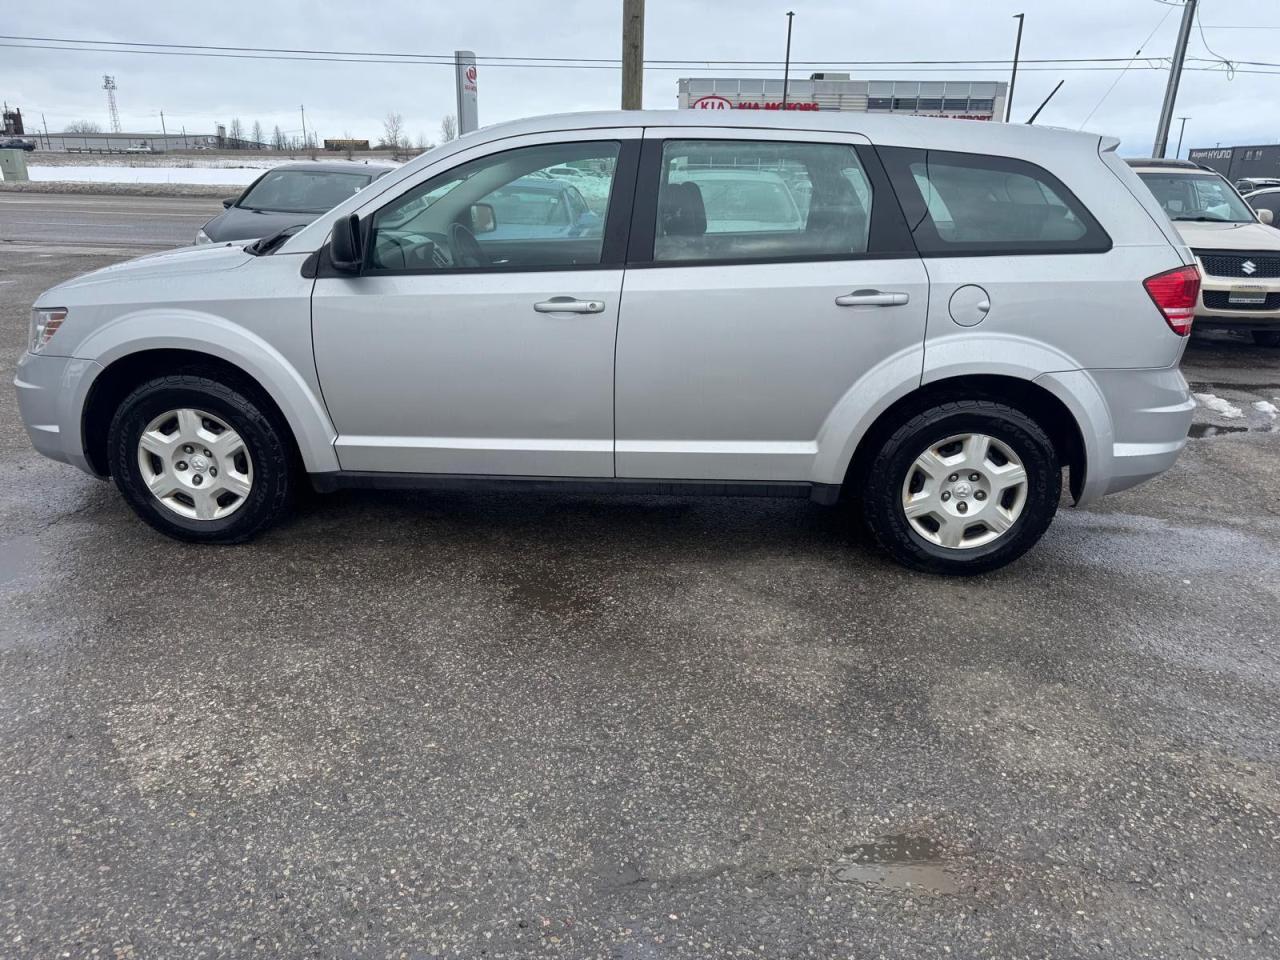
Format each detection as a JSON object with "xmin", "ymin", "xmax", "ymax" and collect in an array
[
  {"xmin": 692, "ymin": 95, "xmax": 732, "ymax": 110},
  {"xmin": 455, "ymin": 50, "xmax": 479, "ymax": 135}
]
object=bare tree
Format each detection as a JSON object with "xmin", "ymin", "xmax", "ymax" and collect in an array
[
  {"xmin": 416, "ymin": 131, "xmax": 433, "ymax": 152},
  {"xmin": 381, "ymin": 112, "xmax": 404, "ymax": 152},
  {"xmin": 440, "ymin": 113, "xmax": 458, "ymax": 143},
  {"xmin": 341, "ymin": 130, "xmax": 354, "ymax": 160},
  {"xmin": 271, "ymin": 125, "xmax": 285, "ymax": 150},
  {"xmin": 251, "ymin": 120, "xmax": 264, "ymax": 149},
  {"xmin": 65, "ymin": 120, "xmax": 102, "ymax": 134},
  {"xmin": 228, "ymin": 117, "xmax": 244, "ymax": 149}
]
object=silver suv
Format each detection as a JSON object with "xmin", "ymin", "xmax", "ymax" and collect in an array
[{"xmin": 16, "ymin": 111, "xmax": 1198, "ymax": 574}]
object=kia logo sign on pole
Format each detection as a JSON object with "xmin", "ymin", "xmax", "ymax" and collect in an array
[
  {"xmin": 692, "ymin": 95, "xmax": 733, "ymax": 110},
  {"xmin": 455, "ymin": 50, "xmax": 479, "ymax": 134}
]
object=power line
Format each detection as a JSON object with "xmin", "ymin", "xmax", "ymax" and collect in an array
[
  {"xmin": 1079, "ymin": 0, "xmax": 1177, "ymax": 128},
  {"xmin": 2, "ymin": 34, "xmax": 1279, "ymax": 75}
]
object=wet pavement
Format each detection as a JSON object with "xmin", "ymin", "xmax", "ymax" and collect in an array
[{"xmin": 1, "ymin": 245, "xmax": 1279, "ymax": 959}]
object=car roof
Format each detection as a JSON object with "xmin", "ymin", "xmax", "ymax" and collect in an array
[
  {"xmin": 1245, "ymin": 186, "xmax": 1280, "ymax": 197},
  {"xmin": 262, "ymin": 160, "xmax": 397, "ymax": 175},
  {"xmin": 466, "ymin": 109, "xmax": 1112, "ymax": 154},
  {"xmin": 1124, "ymin": 157, "xmax": 1200, "ymax": 170},
  {"xmin": 1128, "ymin": 162, "xmax": 1220, "ymax": 176}
]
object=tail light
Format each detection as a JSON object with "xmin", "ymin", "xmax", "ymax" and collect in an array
[{"xmin": 1143, "ymin": 264, "xmax": 1200, "ymax": 336}]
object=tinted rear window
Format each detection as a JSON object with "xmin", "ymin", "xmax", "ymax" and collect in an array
[{"xmin": 880, "ymin": 147, "xmax": 1111, "ymax": 256}]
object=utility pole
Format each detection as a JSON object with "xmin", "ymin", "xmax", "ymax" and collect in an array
[
  {"xmin": 1153, "ymin": 0, "xmax": 1197, "ymax": 158},
  {"xmin": 1175, "ymin": 116, "xmax": 1191, "ymax": 159},
  {"xmin": 159, "ymin": 109, "xmax": 167, "ymax": 151},
  {"xmin": 181, "ymin": 125, "xmax": 188, "ymax": 150},
  {"xmin": 781, "ymin": 11, "xmax": 795, "ymax": 109},
  {"xmin": 1006, "ymin": 13, "xmax": 1025, "ymax": 122},
  {"xmin": 621, "ymin": 0, "xmax": 645, "ymax": 109},
  {"xmin": 41, "ymin": 112, "xmax": 50, "ymax": 150},
  {"xmin": 300, "ymin": 104, "xmax": 308, "ymax": 149}
]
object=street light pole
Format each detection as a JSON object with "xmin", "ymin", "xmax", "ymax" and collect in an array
[
  {"xmin": 159, "ymin": 109, "xmax": 167, "ymax": 151},
  {"xmin": 781, "ymin": 11, "xmax": 795, "ymax": 110},
  {"xmin": 300, "ymin": 104, "xmax": 308, "ymax": 150},
  {"xmin": 1153, "ymin": 0, "xmax": 1197, "ymax": 158},
  {"xmin": 1006, "ymin": 13, "xmax": 1024, "ymax": 123},
  {"xmin": 1175, "ymin": 116, "xmax": 1190, "ymax": 159}
]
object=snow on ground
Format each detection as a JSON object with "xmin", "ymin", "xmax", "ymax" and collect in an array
[
  {"xmin": 26, "ymin": 157, "xmax": 400, "ymax": 187},
  {"xmin": 1193, "ymin": 393, "xmax": 1245, "ymax": 419},
  {"xmin": 1253, "ymin": 400, "xmax": 1279, "ymax": 417}
]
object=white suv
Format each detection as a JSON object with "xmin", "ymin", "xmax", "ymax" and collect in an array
[
  {"xmin": 17, "ymin": 111, "xmax": 1198, "ymax": 574},
  {"xmin": 1130, "ymin": 158, "xmax": 1280, "ymax": 346}
]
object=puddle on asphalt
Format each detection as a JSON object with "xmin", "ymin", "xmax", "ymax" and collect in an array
[
  {"xmin": 1189, "ymin": 422, "xmax": 1278, "ymax": 438},
  {"xmin": 832, "ymin": 835, "xmax": 959, "ymax": 895}
]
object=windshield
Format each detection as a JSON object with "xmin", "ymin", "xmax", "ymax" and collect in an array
[
  {"xmin": 1138, "ymin": 172, "xmax": 1256, "ymax": 223},
  {"xmin": 239, "ymin": 169, "xmax": 372, "ymax": 214}
]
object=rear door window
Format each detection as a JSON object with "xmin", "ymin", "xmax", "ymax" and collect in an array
[
  {"xmin": 651, "ymin": 139, "xmax": 874, "ymax": 263},
  {"xmin": 880, "ymin": 147, "xmax": 1110, "ymax": 255}
]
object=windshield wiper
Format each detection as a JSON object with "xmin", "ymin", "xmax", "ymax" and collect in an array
[
  {"xmin": 1172, "ymin": 216, "xmax": 1236, "ymax": 222},
  {"xmin": 245, "ymin": 224, "xmax": 305, "ymax": 256}
]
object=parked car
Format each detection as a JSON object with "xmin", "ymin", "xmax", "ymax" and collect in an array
[
  {"xmin": 17, "ymin": 111, "xmax": 1199, "ymax": 574},
  {"xmin": 482, "ymin": 175, "xmax": 603, "ymax": 241},
  {"xmin": 1129, "ymin": 158, "xmax": 1280, "ymax": 346},
  {"xmin": 196, "ymin": 161, "xmax": 395, "ymax": 244},
  {"xmin": 1243, "ymin": 186, "xmax": 1280, "ymax": 228},
  {"xmin": 1235, "ymin": 177, "xmax": 1280, "ymax": 193},
  {"xmin": 0, "ymin": 136, "xmax": 35, "ymax": 151}
]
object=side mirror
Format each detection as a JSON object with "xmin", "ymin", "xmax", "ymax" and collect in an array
[
  {"xmin": 329, "ymin": 214, "xmax": 363, "ymax": 273},
  {"xmin": 1259, "ymin": 208, "xmax": 1275, "ymax": 226},
  {"xmin": 469, "ymin": 202, "xmax": 497, "ymax": 234},
  {"xmin": 222, "ymin": 197, "xmax": 237, "ymax": 209}
]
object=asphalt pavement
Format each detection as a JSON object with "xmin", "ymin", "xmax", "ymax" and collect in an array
[
  {"xmin": 0, "ymin": 193, "xmax": 222, "ymax": 248},
  {"xmin": 1, "ymin": 231, "xmax": 1279, "ymax": 959}
]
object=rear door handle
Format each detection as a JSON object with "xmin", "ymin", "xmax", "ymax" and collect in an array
[
  {"xmin": 834, "ymin": 290, "xmax": 910, "ymax": 307},
  {"xmin": 533, "ymin": 297, "xmax": 606, "ymax": 314}
]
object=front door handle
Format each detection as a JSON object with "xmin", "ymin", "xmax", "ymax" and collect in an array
[
  {"xmin": 533, "ymin": 297, "xmax": 606, "ymax": 314},
  {"xmin": 834, "ymin": 290, "xmax": 910, "ymax": 307}
]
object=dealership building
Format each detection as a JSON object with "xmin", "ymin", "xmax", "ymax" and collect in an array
[
  {"xmin": 1187, "ymin": 144, "xmax": 1280, "ymax": 182},
  {"xmin": 677, "ymin": 75, "xmax": 1009, "ymax": 122}
]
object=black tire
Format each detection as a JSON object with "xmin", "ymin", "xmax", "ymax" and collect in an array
[
  {"xmin": 862, "ymin": 400, "xmax": 1061, "ymax": 575},
  {"xmin": 107, "ymin": 373, "xmax": 294, "ymax": 543},
  {"xmin": 1251, "ymin": 330, "xmax": 1280, "ymax": 347}
]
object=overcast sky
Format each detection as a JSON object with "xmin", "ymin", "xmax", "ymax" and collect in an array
[{"xmin": 2, "ymin": 0, "xmax": 1277, "ymax": 155}]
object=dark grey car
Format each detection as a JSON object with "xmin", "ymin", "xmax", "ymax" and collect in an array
[{"xmin": 195, "ymin": 161, "xmax": 395, "ymax": 245}]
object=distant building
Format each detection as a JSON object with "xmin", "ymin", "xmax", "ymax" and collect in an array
[
  {"xmin": 324, "ymin": 138, "xmax": 371, "ymax": 152},
  {"xmin": 677, "ymin": 75, "xmax": 1008, "ymax": 122},
  {"xmin": 2, "ymin": 103, "xmax": 24, "ymax": 136},
  {"xmin": 1188, "ymin": 144, "xmax": 1280, "ymax": 181}
]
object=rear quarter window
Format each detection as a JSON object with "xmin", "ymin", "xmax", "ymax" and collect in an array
[{"xmin": 879, "ymin": 147, "xmax": 1111, "ymax": 256}]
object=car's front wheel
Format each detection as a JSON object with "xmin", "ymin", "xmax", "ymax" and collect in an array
[
  {"xmin": 862, "ymin": 400, "xmax": 1061, "ymax": 575},
  {"xmin": 107, "ymin": 373, "xmax": 294, "ymax": 543}
]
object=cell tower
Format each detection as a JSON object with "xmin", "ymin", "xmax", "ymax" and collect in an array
[{"xmin": 103, "ymin": 75, "xmax": 121, "ymax": 133}]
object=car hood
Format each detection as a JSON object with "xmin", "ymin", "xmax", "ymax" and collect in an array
[
  {"xmin": 38, "ymin": 243, "xmax": 253, "ymax": 301},
  {"xmin": 1171, "ymin": 220, "xmax": 1280, "ymax": 251},
  {"xmin": 205, "ymin": 206, "xmax": 318, "ymax": 242}
]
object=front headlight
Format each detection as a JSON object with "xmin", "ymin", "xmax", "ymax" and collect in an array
[
  {"xmin": 194, "ymin": 228, "xmax": 213, "ymax": 245},
  {"xmin": 30, "ymin": 307, "xmax": 67, "ymax": 354}
]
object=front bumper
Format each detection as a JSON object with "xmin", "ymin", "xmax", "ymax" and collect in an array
[
  {"xmin": 14, "ymin": 351, "xmax": 103, "ymax": 476},
  {"xmin": 1036, "ymin": 365, "xmax": 1194, "ymax": 506},
  {"xmin": 1194, "ymin": 271, "xmax": 1280, "ymax": 328}
]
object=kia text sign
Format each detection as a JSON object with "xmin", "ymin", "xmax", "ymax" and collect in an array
[
  {"xmin": 692, "ymin": 95, "xmax": 820, "ymax": 111},
  {"xmin": 455, "ymin": 50, "xmax": 478, "ymax": 135}
]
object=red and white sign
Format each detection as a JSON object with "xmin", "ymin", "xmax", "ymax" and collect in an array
[{"xmin": 692, "ymin": 95, "xmax": 820, "ymax": 112}]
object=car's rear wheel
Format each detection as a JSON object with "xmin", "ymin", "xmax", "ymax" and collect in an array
[
  {"xmin": 862, "ymin": 400, "xmax": 1061, "ymax": 575},
  {"xmin": 107, "ymin": 374, "xmax": 294, "ymax": 543},
  {"xmin": 1251, "ymin": 330, "xmax": 1280, "ymax": 347}
]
